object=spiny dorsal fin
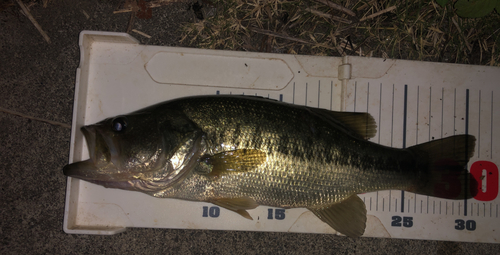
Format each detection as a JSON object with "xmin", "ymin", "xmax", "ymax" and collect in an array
[
  {"xmin": 202, "ymin": 149, "xmax": 266, "ymax": 177},
  {"xmin": 210, "ymin": 197, "xmax": 259, "ymax": 220},
  {"xmin": 308, "ymin": 108, "xmax": 377, "ymax": 139},
  {"xmin": 308, "ymin": 194, "xmax": 367, "ymax": 238},
  {"xmin": 218, "ymin": 95, "xmax": 377, "ymax": 139}
]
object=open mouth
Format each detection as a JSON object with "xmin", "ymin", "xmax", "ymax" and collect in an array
[
  {"xmin": 63, "ymin": 125, "xmax": 123, "ymax": 182},
  {"xmin": 81, "ymin": 125, "xmax": 111, "ymax": 168}
]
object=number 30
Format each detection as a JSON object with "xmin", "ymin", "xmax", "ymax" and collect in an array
[{"xmin": 470, "ymin": 161, "xmax": 498, "ymax": 201}]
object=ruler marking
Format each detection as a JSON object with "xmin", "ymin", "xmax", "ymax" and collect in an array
[
  {"xmin": 379, "ymin": 83, "xmax": 382, "ymax": 144},
  {"xmin": 478, "ymin": 90, "xmax": 481, "ymax": 157},
  {"xmin": 317, "ymin": 81, "xmax": 321, "ymax": 108},
  {"xmin": 401, "ymin": 85, "xmax": 408, "ymax": 213},
  {"xmin": 330, "ymin": 81, "xmax": 333, "ymax": 110},
  {"xmin": 280, "ymin": 78, "xmax": 492, "ymax": 239},
  {"xmin": 391, "ymin": 85, "xmax": 395, "ymax": 147},
  {"xmin": 427, "ymin": 196, "xmax": 429, "ymax": 214},
  {"xmin": 367, "ymin": 83, "xmax": 370, "ymax": 113},
  {"xmin": 416, "ymin": 86, "xmax": 419, "ymax": 143},
  {"xmin": 305, "ymin": 83, "xmax": 308, "ymax": 106},
  {"xmin": 414, "ymin": 193, "xmax": 416, "ymax": 213},
  {"xmin": 421, "ymin": 200, "xmax": 423, "ymax": 213},
  {"xmin": 454, "ymin": 89, "xmax": 456, "ymax": 135},
  {"xmin": 389, "ymin": 190, "xmax": 392, "ymax": 212},
  {"xmin": 395, "ymin": 199, "xmax": 398, "ymax": 212},
  {"xmin": 370, "ymin": 197, "xmax": 372, "ymax": 211},
  {"xmin": 441, "ymin": 88, "xmax": 444, "ymax": 139},
  {"xmin": 452, "ymin": 202, "xmax": 454, "ymax": 215},
  {"xmin": 367, "ymin": 83, "xmax": 370, "ymax": 138},
  {"xmin": 376, "ymin": 191, "xmax": 379, "ymax": 211},
  {"xmin": 464, "ymin": 89, "xmax": 469, "ymax": 216},
  {"xmin": 354, "ymin": 82, "xmax": 357, "ymax": 112},
  {"xmin": 429, "ymin": 87, "xmax": 432, "ymax": 141}
]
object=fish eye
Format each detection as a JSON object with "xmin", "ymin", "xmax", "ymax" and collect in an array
[{"xmin": 111, "ymin": 117, "xmax": 128, "ymax": 132}]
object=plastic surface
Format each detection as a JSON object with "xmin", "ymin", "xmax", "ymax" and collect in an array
[{"xmin": 64, "ymin": 31, "xmax": 500, "ymax": 242}]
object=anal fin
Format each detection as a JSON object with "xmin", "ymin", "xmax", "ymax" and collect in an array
[
  {"xmin": 210, "ymin": 197, "xmax": 259, "ymax": 220},
  {"xmin": 308, "ymin": 195, "xmax": 367, "ymax": 238}
]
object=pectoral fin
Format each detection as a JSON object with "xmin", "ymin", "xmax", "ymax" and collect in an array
[
  {"xmin": 211, "ymin": 197, "xmax": 259, "ymax": 220},
  {"xmin": 202, "ymin": 149, "xmax": 266, "ymax": 177},
  {"xmin": 308, "ymin": 195, "xmax": 367, "ymax": 238}
]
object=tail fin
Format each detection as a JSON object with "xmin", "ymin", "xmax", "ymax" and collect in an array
[{"xmin": 407, "ymin": 135, "xmax": 478, "ymax": 200}]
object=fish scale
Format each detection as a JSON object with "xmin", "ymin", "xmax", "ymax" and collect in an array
[{"xmin": 152, "ymin": 96, "xmax": 419, "ymax": 207}]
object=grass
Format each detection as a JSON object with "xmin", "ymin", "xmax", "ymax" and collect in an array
[
  {"xmin": 4, "ymin": 0, "xmax": 498, "ymax": 65},
  {"xmin": 181, "ymin": 0, "xmax": 500, "ymax": 66}
]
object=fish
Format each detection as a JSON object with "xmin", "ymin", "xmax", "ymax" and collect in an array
[{"xmin": 63, "ymin": 95, "xmax": 478, "ymax": 237}]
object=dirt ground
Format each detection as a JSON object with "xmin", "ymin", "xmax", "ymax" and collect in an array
[{"xmin": 1, "ymin": 1, "xmax": 499, "ymax": 254}]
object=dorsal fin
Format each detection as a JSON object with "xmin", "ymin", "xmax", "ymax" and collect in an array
[
  {"xmin": 308, "ymin": 108, "xmax": 377, "ymax": 139},
  {"xmin": 216, "ymin": 95, "xmax": 377, "ymax": 139}
]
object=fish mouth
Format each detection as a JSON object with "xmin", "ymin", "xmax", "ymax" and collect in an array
[
  {"xmin": 82, "ymin": 125, "xmax": 111, "ymax": 168},
  {"xmin": 64, "ymin": 125, "xmax": 124, "ymax": 182},
  {"xmin": 63, "ymin": 159, "xmax": 107, "ymax": 181}
]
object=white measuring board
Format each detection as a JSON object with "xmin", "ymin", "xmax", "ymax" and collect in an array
[
  {"xmin": 64, "ymin": 31, "xmax": 500, "ymax": 243},
  {"xmin": 342, "ymin": 57, "xmax": 500, "ymax": 243}
]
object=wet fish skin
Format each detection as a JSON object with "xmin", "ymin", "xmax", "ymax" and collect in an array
[
  {"xmin": 64, "ymin": 95, "xmax": 476, "ymax": 237},
  {"xmin": 152, "ymin": 97, "xmax": 418, "ymax": 205}
]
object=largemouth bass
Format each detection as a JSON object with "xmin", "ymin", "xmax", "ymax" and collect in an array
[{"xmin": 64, "ymin": 95, "xmax": 477, "ymax": 237}]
